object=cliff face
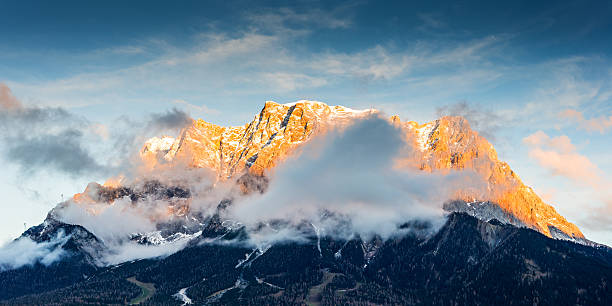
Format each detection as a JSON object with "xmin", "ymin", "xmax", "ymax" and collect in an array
[
  {"xmin": 140, "ymin": 100, "xmax": 583, "ymax": 239},
  {"xmin": 142, "ymin": 101, "xmax": 372, "ymax": 178},
  {"xmin": 401, "ymin": 117, "xmax": 583, "ymax": 238}
]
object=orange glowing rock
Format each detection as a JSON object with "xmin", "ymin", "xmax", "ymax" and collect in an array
[
  {"xmin": 141, "ymin": 101, "xmax": 582, "ymax": 239},
  {"xmin": 152, "ymin": 101, "xmax": 374, "ymax": 178},
  {"xmin": 102, "ymin": 176, "xmax": 125, "ymax": 188},
  {"xmin": 402, "ymin": 116, "xmax": 583, "ymax": 238}
]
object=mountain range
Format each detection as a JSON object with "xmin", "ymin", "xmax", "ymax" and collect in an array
[{"xmin": 0, "ymin": 101, "xmax": 610, "ymax": 305}]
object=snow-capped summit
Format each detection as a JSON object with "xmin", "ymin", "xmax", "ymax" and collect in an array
[{"xmin": 141, "ymin": 136, "xmax": 177, "ymax": 162}]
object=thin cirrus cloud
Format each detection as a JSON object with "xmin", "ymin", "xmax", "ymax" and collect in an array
[
  {"xmin": 244, "ymin": 6, "xmax": 353, "ymax": 35},
  {"xmin": 4, "ymin": 14, "xmax": 510, "ymax": 119},
  {"xmin": 496, "ymin": 57, "xmax": 612, "ymax": 129}
]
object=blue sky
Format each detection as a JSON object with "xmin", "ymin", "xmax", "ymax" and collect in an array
[{"xmin": 1, "ymin": 0, "xmax": 611, "ymax": 244}]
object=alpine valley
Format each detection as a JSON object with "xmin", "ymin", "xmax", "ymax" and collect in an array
[{"xmin": 1, "ymin": 101, "xmax": 611, "ymax": 305}]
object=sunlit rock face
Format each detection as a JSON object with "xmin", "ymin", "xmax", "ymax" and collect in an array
[
  {"xmin": 150, "ymin": 100, "xmax": 373, "ymax": 178},
  {"xmin": 402, "ymin": 116, "xmax": 583, "ymax": 238},
  {"xmin": 140, "ymin": 100, "xmax": 582, "ymax": 239}
]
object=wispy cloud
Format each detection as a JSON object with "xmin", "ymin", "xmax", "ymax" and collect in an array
[
  {"xmin": 246, "ymin": 6, "xmax": 353, "ymax": 35},
  {"xmin": 535, "ymin": 74, "xmax": 600, "ymax": 108},
  {"xmin": 147, "ymin": 108, "xmax": 193, "ymax": 131},
  {"xmin": 0, "ymin": 83, "xmax": 106, "ymax": 178},
  {"xmin": 6, "ymin": 129, "xmax": 106, "ymax": 177},
  {"xmin": 0, "ymin": 231, "xmax": 69, "ymax": 271},
  {"xmin": 0, "ymin": 83, "xmax": 194, "ymax": 180},
  {"xmin": 523, "ymin": 131, "xmax": 601, "ymax": 186},
  {"xmin": 436, "ymin": 101, "xmax": 503, "ymax": 141},
  {"xmin": 5, "ymin": 15, "xmax": 511, "ymax": 118},
  {"xmin": 417, "ymin": 13, "xmax": 446, "ymax": 31},
  {"xmin": 559, "ymin": 109, "xmax": 612, "ymax": 133},
  {"xmin": 495, "ymin": 57, "xmax": 612, "ymax": 131},
  {"xmin": 260, "ymin": 72, "xmax": 328, "ymax": 92},
  {"xmin": 172, "ymin": 99, "xmax": 220, "ymax": 115},
  {"xmin": 523, "ymin": 131, "xmax": 612, "ymax": 232},
  {"xmin": 188, "ymin": 33, "xmax": 278, "ymax": 64},
  {"xmin": 311, "ymin": 46, "xmax": 412, "ymax": 81}
]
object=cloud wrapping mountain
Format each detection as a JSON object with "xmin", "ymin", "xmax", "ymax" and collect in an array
[
  {"xmin": 0, "ymin": 231, "xmax": 69, "ymax": 271},
  {"xmin": 0, "ymin": 100, "xmax": 593, "ymax": 267},
  {"xmin": 39, "ymin": 115, "xmax": 487, "ymax": 264},
  {"xmin": 230, "ymin": 116, "xmax": 483, "ymax": 243}
]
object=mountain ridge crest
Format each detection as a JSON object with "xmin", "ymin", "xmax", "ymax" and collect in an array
[{"xmin": 133, "ymin": 100, "xmax": 582, "ymax": 239}]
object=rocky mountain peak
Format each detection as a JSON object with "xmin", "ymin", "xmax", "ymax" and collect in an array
[
  {"xmin": 402, "ymin": 115, "xmax": 583, "ymax": 238},
  {"xmin": 136, "ymin": 100, "xmax": 583, "ymax": 239},
  {"xmin": 143, "ymin": 100, "xmax": 373, "ymax": 178}
]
